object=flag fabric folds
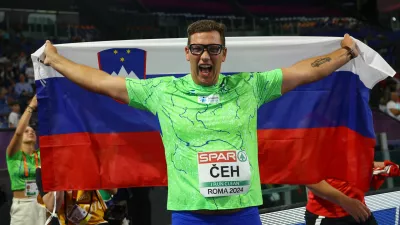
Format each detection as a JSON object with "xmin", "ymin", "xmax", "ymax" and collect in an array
[{"xmin": 32, "ymin": 36, "xmax": 395, "ymax": 192}]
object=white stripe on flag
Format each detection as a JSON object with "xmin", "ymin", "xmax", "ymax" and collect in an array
[{"xmin": 32, "ymin": 36, "xmax": 396, "ymax": 89}]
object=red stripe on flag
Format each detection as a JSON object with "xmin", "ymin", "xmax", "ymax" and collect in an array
[
  {"xmin": 40, "ymin": 132, "xmax": 167, "ymax": 191},
  {"xmin": 40, "ymin": 127, "xmax": 374, "ymax": 192},
  {"xmin": 258, "ymin": 126, "xmax": 375, "ymax": 192}
]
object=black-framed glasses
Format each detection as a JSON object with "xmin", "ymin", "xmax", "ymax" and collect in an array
[{"xmin": 188, "ymin": 44, "xmax": 224, "ymax": 56}]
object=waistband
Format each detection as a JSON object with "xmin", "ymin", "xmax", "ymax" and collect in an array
[
  {"xmin": 13, "ymin": 197, "xmax": 37, "ymax": 203},
  {"xmin": 173, "ymin": 206, "xmax": 259, "ymax": 219}
]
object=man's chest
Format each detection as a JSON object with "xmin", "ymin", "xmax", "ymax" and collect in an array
[{"xmin": 158, "ymin": 91, "xmax": 258, "ymax": 140}]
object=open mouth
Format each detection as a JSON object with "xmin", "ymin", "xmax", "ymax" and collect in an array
[{"xmin": 198, "ymin": 64, "xmax": 213, "ymax": 76}]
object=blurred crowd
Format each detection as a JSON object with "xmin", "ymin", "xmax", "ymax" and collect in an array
[
  {"xmin": 0, "ymin": 29, "xmax": 38, "ymax": 129},
  {"xmin": 264, "ymin": 17, "xmax": 362, "ymax": 31}
]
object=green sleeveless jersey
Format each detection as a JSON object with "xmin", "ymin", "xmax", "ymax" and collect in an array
[
  {"xmin": 125, "ymin": 70, "xmax": 282, "ymax": 210},
  {"xmin": 6, "ymin": 149, "xmax": 41, "ymax": 191}
]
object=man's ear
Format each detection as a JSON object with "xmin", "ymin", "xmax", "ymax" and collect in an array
[
  {"xmin": 185, "ymin": 46, "xmax": 190, "ymax": 61},
  {"xmin": 222, "ymin": 48, "xmax": 227, "ymax": 62}
]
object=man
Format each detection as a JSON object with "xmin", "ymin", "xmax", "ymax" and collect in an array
[
  {"xmin": 15, "ymin": 74, "xmax": 33, "ymax": 97},
  {"xmin": 42, "ymin": 20, "xmax": 359, "ymax": 225},
  {"xmin": 305, "ymin": 161, "xmax": 398, "ymax": 225}
]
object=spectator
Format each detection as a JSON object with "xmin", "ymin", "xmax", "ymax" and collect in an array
[
  {"xmin": 18, "ymin": 53, "xmax": 27, "ymax": 72},
  {"xmin": 0, "ymin": 87, "xmax": 10, "ymax": 128},
  {"xmin": 386, "ymin": 91, "xmax": 400, "ymax": 120},
  {"xmin": 7, "ymin": 84, "xmax": 17, "ymax": 102},
  {"xmin": 35, "ymin": 168, "xmax": 118, "ymax": 225},
  {"xmin": 15, "ymin": 74, "xmax": 33, "ymax": 97},
  {"xmin": 24, "ymin": 61, "xmax": 35, "ymax": 85},
  {"xmin": 0, "ymin": 64, "xmax": 16, "ymax": 88},
  {"xmin": 6, "ymin": 95, "xmax": 46, "ymax": 225},
  {"xmin": 0, "ymin": 87, "xmax": 9, "ymax": 107},
  {"xmin": 8, "ymin": 101, "xmax": 20, "ymax": 128}
]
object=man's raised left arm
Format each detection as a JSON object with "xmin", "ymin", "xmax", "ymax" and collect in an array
[{"xmin": 281, "ymin": 34, "xmax": 358, "ymax": 94}]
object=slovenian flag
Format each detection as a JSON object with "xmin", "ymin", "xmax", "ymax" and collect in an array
[{"xmin": 32, "ymin": 37, "xmax": 395, "ymax": 192}]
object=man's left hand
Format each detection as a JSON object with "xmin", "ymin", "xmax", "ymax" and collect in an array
[{"xmin": 341, "ymin": 34, "xmax": 359, "ymax": 58}]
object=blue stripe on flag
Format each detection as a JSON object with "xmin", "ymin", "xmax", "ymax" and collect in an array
[{"xmin": 36, "ymin": 71, "xmax": 374, "ymax": 138}]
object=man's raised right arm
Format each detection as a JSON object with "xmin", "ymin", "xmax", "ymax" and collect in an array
[{"xmin": 43, "ymin": 40, "xmax": 129, "ymax": 104}]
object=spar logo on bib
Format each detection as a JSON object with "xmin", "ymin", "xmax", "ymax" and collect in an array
[
  {"xmin": 197, "ymin": 150, "xmax": 251, "ymax": 198},
  {"xmin": 198, "ymin": 151, "xmax": 237, "ymax": 164}
]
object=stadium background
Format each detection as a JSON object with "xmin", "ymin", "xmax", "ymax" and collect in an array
[{"xmin": 0, "ymin": 0, "xmax": 400, "ymax": 224}]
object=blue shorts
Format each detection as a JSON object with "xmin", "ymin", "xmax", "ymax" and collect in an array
[{"xmin": 171, "ymin": 207, "xmax": 262, "ymax": 225}]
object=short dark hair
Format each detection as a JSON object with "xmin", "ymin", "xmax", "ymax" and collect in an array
[
  {"xmin": 187, "ymin": 20, "xmax": 226, "ymax": 46},
  {"xmin": 9, "ymin": 101, "xmax": 19, "ymax": 107}
]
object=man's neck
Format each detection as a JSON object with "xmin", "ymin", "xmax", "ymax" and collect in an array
[{"xmin": 22, "ymin": 144, "xmax": 35, "ymax": 155}]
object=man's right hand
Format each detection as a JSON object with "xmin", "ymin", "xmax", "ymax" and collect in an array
[
  {"xmin": 39, "ymin": 40, "xmax": 129, "ymax": 104},
  {"xmin": 340, "ymin": 197, "xmax": 371, "ymax": 223},
  {"xmin": 43, "ymin": 40, "xmax": 58, "ymax": 66}
]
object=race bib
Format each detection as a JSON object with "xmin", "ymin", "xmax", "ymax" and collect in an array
[
  {"xmin": 67, "ymin": 204, "xmax": 91, "ymax": 225},
  {"xmin": 25, "ymin": 180, "xmax": 38, "ymax": 197},
  {"xmin": 197, "ymin": 150, "xmax": 251, "ymax": 197}
]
